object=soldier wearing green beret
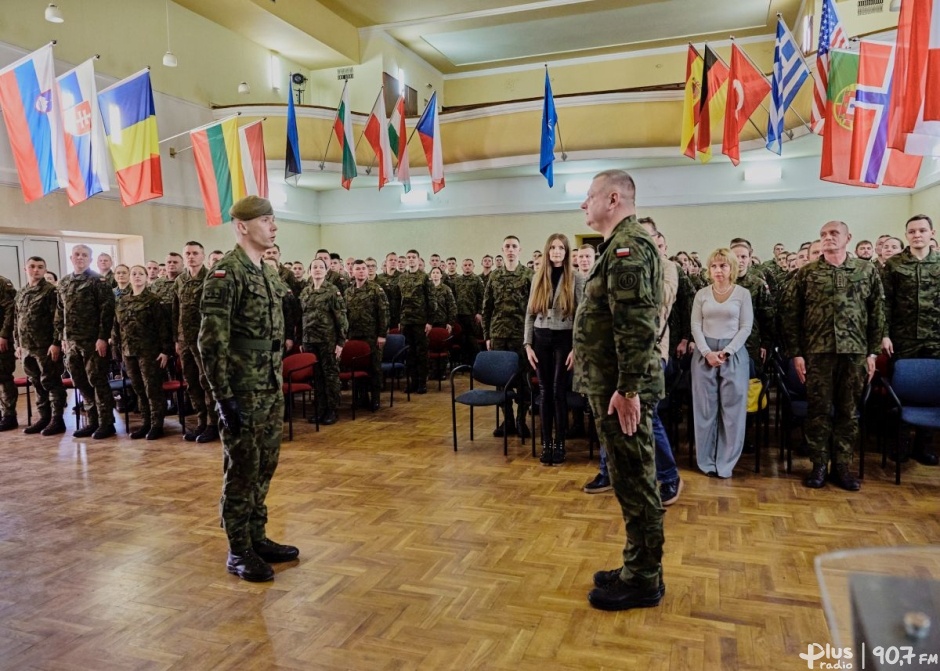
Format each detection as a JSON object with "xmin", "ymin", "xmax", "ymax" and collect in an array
[{"xmin": 198, "ymin": 195, "xmax": 298, "ymax": 583}]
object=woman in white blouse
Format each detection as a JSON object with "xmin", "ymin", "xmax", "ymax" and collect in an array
[{"xmin": 690, "ymin": 248, "xmax": 753, "ymax": 478}]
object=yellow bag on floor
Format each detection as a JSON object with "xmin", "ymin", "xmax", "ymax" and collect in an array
[{"xmin": 747, "ymin": 378, "xmax": 766, "ymax": 412}]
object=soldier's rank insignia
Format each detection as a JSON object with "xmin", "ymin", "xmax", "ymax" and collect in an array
[{"xmin": 616, "ymin": 248, "xmax": 631, "ymax": 258}]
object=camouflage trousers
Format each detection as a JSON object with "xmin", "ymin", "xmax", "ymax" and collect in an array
[
  {"xmin": 179, "ymin": 344, "xmax": 218, "ymax": 425},
  {"xmin": 65, "ymin": 341, "xmax": 115, "ymax": 428},
  {"xmin": 805, "ymin": 353, "xmax": 867, "ymax": 467},
  {"xmin": 893, "ymin": 339, "xmax": 940, "ymax": 360},
  {"xmin": 401, "ymin": 324, "xmax": 428, "ymax": 386},
  {"xmin": 22, "ymin": 350, "xmax": 66, "ymax": 416},
  {"xmin": 0, "ymin": 347, "xmax": 15, "ymax": 416},
  {"xmin": 589, "ymin": 395, "xmax": 664, "ymax": 588},
  {"xmin": 305, "ymin": 341, "xmax": 340, "ymax": 415},
  {"xmin": 220, "ymin": 389, "xmax": 284, "ymax": 553},
  {"xmin": 125, "ymin": 354, "xmax": 166, "ymax": 426}
]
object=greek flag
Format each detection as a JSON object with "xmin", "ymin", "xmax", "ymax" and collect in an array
[{"xmin": 766, "ymin": 17, "xmax": 810, "ymax": 155}]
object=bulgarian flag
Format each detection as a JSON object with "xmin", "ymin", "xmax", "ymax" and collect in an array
[
  {"xmin": 388, "ymin": 93, "xmax": 411, "ymax": 193},
  {"xmin": 333, "ymin": 83, "xmax": 357, "ymax": 189},
  {"xmin": 364, "ymin": 88, "xmax": 393, "ymax": 189},
  {"xmin": 191, "ymin": 116, "xmax": 246, "ymax": 226},
  {"xmin": 416, "ymin": 91, "xmax": 444, "ymax": 193}
]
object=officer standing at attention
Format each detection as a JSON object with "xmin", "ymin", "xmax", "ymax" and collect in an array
[
  {"xmin": 198, "ymin": 195, "xmax": 298, "ymax": 583},
  {"xmin": 573, "ymin": 169, "xmax": 665, "ymax": 611},
  {"xmin": 345, "ymin": 259, "xmax": 389, "ymax": 411},
  {"xmin": 300, "ymin": 258, "xmax": 347, "ymax": 425},
  {"xmin": 398, "ymin": 249, "xmax": 432, "ymax": 394},
  {"xmin": 14, "ymin": 257, "xmax": 67, "ymax": 435},
  {"xmin": 56, "ymin": 244, "xmax": 117, "ymax": 439},
  {"xmin": 783, "ymin": 220, "xmax": 884, "ymax": 491},
  {"xmin": 0, "ymin": 273, "xmax": 18, "ymax": 431},
  {"xmin": 452, "ymin": 258, "xmax": 485, "ymax": 365}
]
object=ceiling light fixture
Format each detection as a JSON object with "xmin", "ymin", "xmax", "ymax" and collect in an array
[
  {"xmin": 564, "ymin": 179, "xmax": 592, "ymax": 197},
  {"xmin": 162, "ymin": 0, "xmax": 177, "ymax": 67},
  {"xmin": 44, "ymin": 3, "xmax": 63, "ymax": 23},
  {"xmin": 400, "ymin": 188, "xmax": 428, "ymax": 204},
  {"xmin": 238, "ymin": 81, "xmax": 250, "ymax": 94},
  {"xmin": 743, "ymin": 164, "xmax": 783, "ymax": 183}
]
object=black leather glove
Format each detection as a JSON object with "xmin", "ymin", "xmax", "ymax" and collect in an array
[{"xmin": 217, "ymin": 398, "xmax": 242, "ymax": 436}]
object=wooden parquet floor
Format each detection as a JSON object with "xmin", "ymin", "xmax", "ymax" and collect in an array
[{"xmin": 0, "ymin": 380, "xmax": 938, "ymax": 671}]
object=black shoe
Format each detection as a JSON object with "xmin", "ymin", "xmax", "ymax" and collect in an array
[
  {"xmin": 828, "ymin": 463, "xmax": 861, "ymax": 491},
  {"xmin": 41, "ymin": 417, "xmax": 66, "ymax": 436},
  {"xmin": 0, "ymin": 415, "xmax": 18, "ymax": 432},
  {"xmin": 552, "ymin": 441, "xmax": 566, "ymax": 464},
  {"xmin": 184, "ymin": 423, "xmax": 206, "ymax": 442},
  {"xmin": 593, "ymin": 567, "xmax": 667, "ymax": 594},
  {"xmin": 92, "ymin": 424, "xmax": 116, "ymax": 439},
  {"xmin": 803, "ymin": 464, "xmax": 828, "ymax": 489},
  {"xmin": 196, "ymin": 425, "xmax": 219, "ymax": 443},
  {"xmin": 913, "ymin": 448, "xmax": 940, "ymax": 466},
  {"xmin": 226, "ymin": 548, "xmax": 274, "ymax": 582},
  {"xmin": 583, "ymin": 474, "xmax": 612, "ymax": 494},
  {"xmin": 587, "ymin": 577, "xmax": 665, "ymax": 611},
  {"xmin": 73, "ymin": 423, "xmax": 98, "ymax": 438},
  {"xmin": 370, "ymin": 401, "xmax": 381, "ymax": 412},
  {"xmin": 539, "ymin": 443, "xmax": 553, "ymax": 464},
  {"xmin": 23, "ymin": 415, "xmax": 51, "ymax": 434},
  {"xmin": 252, "ymin": 538, "xmax": 300, "ymax": 563},
  {"xmin": 319, "ymin": 411, "xmax": 338, "ymax": 426},
  {"xmin": 130, "ymin": 425, "xmax": 151, "ymax": 440},
  {"xmin": 493, "ymin": 422, "xmax": 517, "ymax": 438},
  {"xmin": 660, "ymin": 478, "xmax": 683, "ymax": 506},
  {"xmin": 146, "ymin": 425, "xmax": 164, "ymax": 440}
]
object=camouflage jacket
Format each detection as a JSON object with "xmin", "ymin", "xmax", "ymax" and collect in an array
[
  {"xmin": 397, "ymin": 270, "xmax": 432, "ymax": 326},
  {"xmin": 882, "ymin": 249, "xmax": 940, "ymax": 345},
  {"xmin": 14, "ymin": 278, "xmax": 60, "ymax": 351},
  {"xmin": 325, "ymin": 270, "xmax": 349, "ymax": 294},
  {"xmin": 0, "ymin": 275, "xmax": 14, "ymax": 343},
  {"xmin": 149, "ymin": 276, "xmax": 178, "ymax": 306},
  {"xmin": 172, "ymin": 266, "xmax": 209, "ymax": 347},
  {"xmin": 345, "ymin": 280, "xmax": 389, "ymax": 339},
  {"xmin": 781, "ymin": 256, "xmax": 885, "ymax": 357},
  {"xmin": 376, "ymin": 273, "xmax": 402, "ymax": 326},
  {"xmin": 300, "ymin": 280, "xmax": 348, "ymax": 346},
  {"xmin": 198, "ymin": 245, "xmax": 287, "ymax": 398},
  {"xmin": 737, "ymin": 268, "xmax": 777, "ymax": 353},
  {"xmin": 482, "ymin": 265, "xmax": 532, "ymax": 340},
  {"xmin": 452, "ymin": 273, "xmax": 485, "ymax": 316},
  {"xmin": 56, "ymin": 269, "xmax": 115, "ymax": 344},
  {"xmin": 573, "ymin": 215, "xmax": 664, "ymax": 403},
  {"xmin": 279, "ymin": 265, "xmax": 303, "ymax": 297},
  {"xmin": 429, "ymin": 283, "xmax": 457, "ymax": 326},
  {"xmin": 112, "ymin": 288, "xmax": 173, "ymax": 358}
]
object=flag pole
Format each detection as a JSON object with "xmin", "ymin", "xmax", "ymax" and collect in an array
[
  {"xmin": 403, "ymin": 91, "xmax": 435, "ymax": 149},
  {"xmin": 319, "ymin": 80, "xmax": 348, "ymax": 170},
  {"xmin": 545, "ymin": 64, "xmax": 568, "ymax": 161},
  {"xmin": 160, "ymin": 112, "xmax": 241, "ymax": 145},
  {"xmin": 169, "ymin": 116, "xmax": 267, "ymax": 158},
  {"xmin": 355, "ymin": 87, "xmax": 385, "ymax": 176}
]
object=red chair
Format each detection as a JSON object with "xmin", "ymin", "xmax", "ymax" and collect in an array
[
  {"xmin": 161, "ymin": 356, "xmax": 187, "ymax": 430},
  {"xmin": 14, "ymin": 376, "xmax": 32, "ymax": 426},
  {"xmin": 449, "ymin": 321, "xmax": 463, "ymax": 365},
  {"xmin": 282, "ymin": 352, "xmax": 317, "ymax": 440},
  {"xmin": 427, "ymin": 327, "xmax": 453, "ymax": 391},
  {"xmin": 338, "ymin": 340, "xmax": 372, "ymax": 419}
]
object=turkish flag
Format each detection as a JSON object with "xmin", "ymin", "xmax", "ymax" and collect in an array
[{"xmin": 722, "ymin": 43, "xmax": 771, "ymax": 166}]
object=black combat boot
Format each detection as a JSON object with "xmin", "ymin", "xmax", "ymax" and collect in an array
[
  {"xmin": 803, "ymin": 463, "xmax": 828, "ymax": 489},
  {"xmin": 23, "ymin": 411, "xmax": 51, "ymax": 435},
  {"xmin": 0, "ymin": 414, "xmax": 18, "ymax": 432},
  {"xmin": 184, "ymin": 415, "xmax": 207, "ymax": 442},
  {"xmin": 146, "ymin": 422, "xmax": 164, "ymax": 440},
  {"xmin": 828, "ymin": 463, "xmax": 861, "ymax": 491},
  {"xmin": 130, "ymin": 424, "xmax": 151, "ymax": 440},
  {"xmin": 196, "ymin": 424, "xmax": 219, "ymax": 443},
  {"xmin": 41, "ymin": 411, "xmax": 66, "ymax": 436}
]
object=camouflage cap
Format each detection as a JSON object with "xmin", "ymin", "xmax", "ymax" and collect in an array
[{"xmin": 230, "ymin": 195, "xmax": 274, "ymax": 222}]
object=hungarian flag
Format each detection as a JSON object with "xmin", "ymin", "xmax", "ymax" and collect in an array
[
  {"xmin": 722, "ymin": 43, "xmax": 771, "ymax": 166},
  {"xmin": 680, "ymin": 45, "xmax": 703, "ymax": 159},
  {"xmin": 888, "ymin": 0, "xmax": 940, "ymax": 156},
  {"xmin": 333, "ymin": 83, "xmax": 357, "ymax": 189},
  {"xmin": 56, "ymin": 58, "xmax": 111, "ymax": 206},
  {"xmin": 388, "ymin": 93, "xmax": 411, "ymax": 192},
  {"xmin": 191, "ymin": 117, "xmax": 246, "ymax": 226},
  {"xmin": 697, "ymin": 45, "xmax": 729, "ymax": 163},
  {"xmin": 364, "ymin": 89, "xmax": 392, "ymax": 189},
  {"xmin": 416, "ymin": 92, "xmax": 444, "ymax": 193},
  {"xmin": 238, "ymin": 120, "xmax": 268, "ymax": 198}
]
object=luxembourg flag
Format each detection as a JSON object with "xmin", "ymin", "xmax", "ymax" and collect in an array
[
  {"xmin": 416, "ymin": 91, "xmax": 444, "ymax": 193},
  {"xmin": 56, "ymin": 59, "xmax": 110, "ymax": 206},
  {"xmin": 0, "ymin": 43, "xmax": 66, "ymax": 203}
]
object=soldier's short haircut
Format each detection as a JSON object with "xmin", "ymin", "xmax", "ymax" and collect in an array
[
  {"xmin": 729, "ymin": 237, "xmax": 753, "ymax": 252},
  {"xmin": 406, "ymin": 249, "xmax": 420, "ymax": 256},
  {"xmin": 463, "ymin": 258, "xmax": 474, "ymax": 263},
  {"xmin": 98, "ymin": 252, "xmax": 112, "ymax": 260},
  {"xmin": 72, "ymin": 244, "xmax": 93, "ymax": 256},
  {"xmin": 273, "ymin": 244, "xmax": 281, "ymax": 251},
  {"xmin": 906, "ymin": 214, "xmax": 934, "ymax": 230},
  {"xmin": 330, "ymin": 253, "xmax": 342, "ymax": 261},
  {"xmin": 446, "ymin": 257, "xmax": 457, "ymax": 262},
  {"xmin": 167, "ymin": 252, "xmax": 183, "ymax": 260},
  {"xmin": 800, "ymin": 241, "xmax": 812, "ymax": 250},
  {"xmin": 352, "ymin": 259, "xmax": 366, "ymax": 266},
  {"xmin": 824, "ymin": 221, "xmax": 849, "ymax": 234},
  {"xmin": 211, "ymin": 250, "xmax": 224, "ymax": 256},
  {"xmin": 386, "ymin": 251, "xmax": 397, "ymax": 258},
  {"xmin": 594, "ymin": 169, "xmax": 636, "ymax": 200},
  {"xmin": 184, "ymin": 241, "xmax": 204, "ymax": 249},
  {"xmin": 482, "ymin": 254, "xmax": 493, "ymax": 260},
  {"xmin": 430, "ymin": 253, "xmax": 441, "ymax": 258},
  {"xmin": 27, "ymin": 256, "xmax": 46, "ymax": 265},
  {"xmin": 159, "ymin": 263, "xmax": 166, "ymax": 268},
  {"xmin": 637, "ymin": 216, "xmax": 657, "ymax": 233},
  {"xmin": 877, "ymin": 233, "xmax": 891, "ymax": 241},
  {"xmin": 579, "ymin": 243, "xmax": 596, "ymax": 252},
  {"xmin": 655, "ymin": 232, "xmax": 666, "ymax": 243},
  {"xmin": 496, "ymin": 254, "xmax": 504, "ymax": 259},
  {"xmin": 316, "ymin": 248, "xmax": 329, "ymax": 255},
  {"xmin": 855, "ymin": 240, "xmax": 872, "ymax": 250},
  {"xmin": 365, "ymin": 257, "xmax": 376, "ymax": 263}
]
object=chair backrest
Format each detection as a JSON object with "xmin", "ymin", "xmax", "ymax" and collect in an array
[
  {"xmin": 471, "ymin": 350, "xmax": 519, "ymax": 388},
  {"xmin": 283, "ymin": 352, "xmax": 317, "ymax": 382},
  {"xmin": 382, "ymin": 333, "xmax": 407, "ymax": 363},
  {"xmin": 449, "ymin": 322, "xmax": 462, "ymax": 340},
  {"xmin": 428, "ymin": 327, "xmax": 451, "ymax": 352},
  {"xmin": 341, "ymin": 339, "xmax": 372, "ymax": 371},
  {"xmin": 891, "ymin": 359, "xmax": 940, "ymax": 406}
]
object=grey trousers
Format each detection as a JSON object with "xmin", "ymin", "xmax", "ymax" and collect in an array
[{"xmin": 692, "ymin": 337, "xmax": 750, "ymax": 478}]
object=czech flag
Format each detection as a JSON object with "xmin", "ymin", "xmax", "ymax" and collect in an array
[
  {"xmin": 416, "ymin": 91, "xmax": 444, "ymax": 193},
  {"xmin": 191, "ymin": 117, "xmax": 246, "ymax": 226},
  {"xmin": 0, "ymin": 43, "xmax": 67, "ymax": 203},
  {"xmin": 56, "ymin": 59, "xmax": 110, "ymax": 206},
  {"xmin": 98, "ymin": 69, "xmax": 163, "ymax": 206}
]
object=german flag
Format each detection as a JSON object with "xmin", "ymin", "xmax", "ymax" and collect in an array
[
  {"xmin": 697, "ymin": 45, "xmax": 729, "ymax": 163},
  {"xmin": 681, "ymin": 45, "xmax": 703, "ymax": 159}
]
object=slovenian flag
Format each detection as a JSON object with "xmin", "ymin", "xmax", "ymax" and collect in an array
[
  {"xmin": 0, "ymin": 43, "xmax": 67, "ymax": 203},
  {"xmin": 191, "ymin": 116, "xmax": 246, "ymax": 226},
  {"xmin": 56, "ymin": 59, "xmax": 110, "ymax": 206},
  {"xmin": 416, "ymin": 91, "xmax": 444, "ymax": 193},
  {"xmin": 98, "ymin": 69, "xmax": 163, "ymax": 206}
]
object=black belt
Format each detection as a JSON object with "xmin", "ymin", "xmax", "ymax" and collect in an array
[{"xmin": 231, "ymin": 337, "xmax": 280, "ymax": 352}]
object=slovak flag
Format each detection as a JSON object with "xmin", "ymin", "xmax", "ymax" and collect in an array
[
  {"xmin": 56, "ymin": 59, "xmax": 111, "ymax": 206},
  {"xmin": 0, "ymin": 43, "xmax": 67, "ymax": 203},
  {"xmin": 416, "ymin": 91, "xmax": 444, "ymax": 193}
]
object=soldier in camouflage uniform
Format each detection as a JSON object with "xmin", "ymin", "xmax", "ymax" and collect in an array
[
  {"xmin": 379, "ymin": 252, "xmax": 403, "ymax": 327},
  {"xmin": 173, "ymin": 241, "xmax": 219, "ymax": 443},
  {"xmin": 345, "ymin": 260, "xmax": 389, "ymax": 411},
  {"xmin": 428, "ymin": 267, "xmax": 457, "ymax": 327},
  {"xmin": 398, "ymin": 250, "xmax": 432, "ymax": 394},
  {"xmin": 482, "ymin": 236, "xmax": 533, "ymax": 437},
  {"xmin": 263, "ymin": 244, "xmax": 303, "ymax": 297},
  {"xmin": 97, "ymin": 253, "xmax": 116, "ymax": 288},
  {"xmin": 881, "ymin": 214, "xmax": 940, "ymax": 465},
  {"xmin": 782, "ymin": 221, "xmax": 884, "ymax": 492},
  {"xmin": 0, "ymin": 273, "xmax": 18, "ymax": 431},
  {"xmin": 13, "ymin": 257, "xmax": 67, "ymax": 435},
  {"xmin": 731, "ymin": 242, "xmax": 776, "ymax": 375},
  {"xmin": 453, "ymin": 258, "xmax": 485, "ymax": 365},
  {"xmin": 480, "ymin": 254, "xmax": 494, "ymax": 290},
  {"xmin": 326, "ymin": 254, "xmax": 350, "ymax": 294},
  {"xmin": 300, "ymin": 258, "xmax": 347, "ymax": 425},
  {"xmin": 112, "ymin": 264, "xmax": 132, "ymax": 299},
  {"xmin": 573, "ymin": 170, "xmax": 665, "ymax": 611},
  {"xmin": 113, "ymin": 266, "xmax": 173, "ymax": 439},
  {"xmin": 150, "ymin": 252, "xmax": 183, "ymax": 307},
  {"xmin": 56, "ymin": 244, "xmax": 117, "ymax": 439},
  {"xmin": 198, "ymin": 195, "xmax": 297, "ymax": 583}
]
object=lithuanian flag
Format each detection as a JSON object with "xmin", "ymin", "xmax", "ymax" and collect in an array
[{"xmin": 191, "ymin": 117, "xmax": 246, "ymax": 226}]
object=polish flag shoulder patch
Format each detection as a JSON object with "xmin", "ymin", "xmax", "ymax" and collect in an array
[
  {"xmin": 213, "ymin": 270, "xmax": 227, "ymax": 278},
  {"xmin": 615, "ymin": 248, "xmax": 631, "ymax": 258}
]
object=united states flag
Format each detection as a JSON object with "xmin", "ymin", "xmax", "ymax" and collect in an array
[{"xmin": 812, "ymin": 0, "xmax": 848, "ymax": 134}]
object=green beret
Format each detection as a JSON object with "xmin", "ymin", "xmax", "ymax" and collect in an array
[{"xmin": 229, "ymin": 195, "xmax": 274, "ymax": 222}]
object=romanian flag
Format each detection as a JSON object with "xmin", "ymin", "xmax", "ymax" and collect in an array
[
  {"xmin": 56, "ymin": 59, "xmax": 110, "ymax": 206},
  {"xmin": 388, "ymin": 93, "xmax": 411, "ymax": 193},
  {"xmin": 364, "ymin": 88, "xmax": 393, "ymax": 189},
  {"xmin": 238, "ymin": 120, "xmax": 268, "ymax": 198},
  {"xmin": 416, "ymin": 92, "xmax": 444, "ymax": 193},
  {"xmin": 333, "ymin": 83, "xmax": 357, "ymax": 189},
  {"xmin": 681, "ymin": 45, "xmax": 703, "ymax": 159},
  {"xmin": 697, "ymin": 46, "xmax": 729, "ymax": 163},
  {"xmin": 98, "ymin": 69, "xmax": 163, "ymax": 206},
  {"xmin": 191, "ymin": 117, "xmax": 246, "ymax": 226},
  {"xmin": 0, "ymin": 43, "xmax": 67, "ymax": 203}
]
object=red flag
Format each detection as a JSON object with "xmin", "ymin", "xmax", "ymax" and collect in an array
[
  {"xmin": 681, "ymin": 45, "xmax": 703, "ymax": 159},
  {"xmin": 722, "ymin": 43, "xmax": 771, "ymax": 166},
  {"xmin": 697, "ymin": 45, "xmax": 729, "ymax": 163},
  {"xmin": 821, "ymin": 49, "xmax": 875, "ymax": 187},
  {"xmin": 889, "ymin": 0, "xmax": 940, "ymax": 156}
]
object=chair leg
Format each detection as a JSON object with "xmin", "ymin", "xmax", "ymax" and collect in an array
[
  {"xmin": 26, "ymin": 382, "xmax": 32, "ymax": 426},
  {"xmin": 501, "ymin": 405, "xmax": 508, "ymax": 456},
  {"xmin": 469, "ymin": 406, "xmax": 474, "ymax": 441},
  {"xmin": 452, "ymin": 398, "xmax": 458, "ymax": 451}
]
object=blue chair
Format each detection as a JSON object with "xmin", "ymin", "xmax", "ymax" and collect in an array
[
  {"xmin": 775, "ymin": 358, "xmax": 809, "ymax": 474},
  {"xmin": 879, "ymin": 358, "xmax": 940, "ymax": 485},
  {"xmin": 450, "ymin": 350, "xmax": 520, "ymax": 455},
  {"xmin": 381, "ymin": 333, "xmax": 409, "ymax": 407}
]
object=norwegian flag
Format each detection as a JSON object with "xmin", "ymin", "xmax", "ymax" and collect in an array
[{"xmin": 811, "ymin": 0, "xmax": 848, "ymax": 134}]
